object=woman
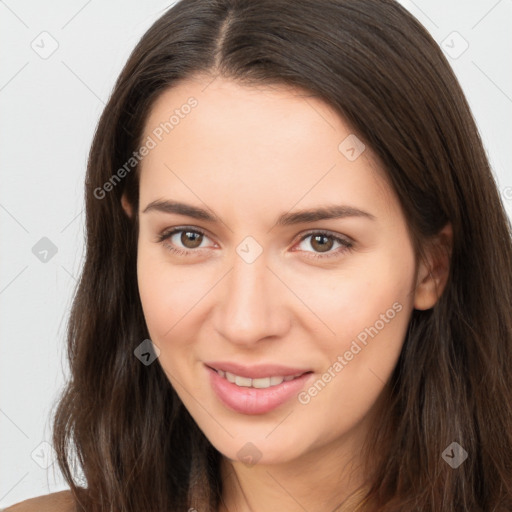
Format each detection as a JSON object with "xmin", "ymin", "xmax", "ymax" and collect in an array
[{"xmin": 6, "ymin": 0, "xmax": 512, "ymax": 510}]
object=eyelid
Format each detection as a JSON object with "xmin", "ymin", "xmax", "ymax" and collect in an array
[{"xmin": 293, "ymin": 228, "xmax": 353, "ymax": 246}]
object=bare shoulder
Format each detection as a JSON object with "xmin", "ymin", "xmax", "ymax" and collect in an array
[{"xmin": 3, "ymin": 490, "xmax": 76, "ymax": 512}]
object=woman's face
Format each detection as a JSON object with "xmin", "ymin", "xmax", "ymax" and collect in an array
[{"xmin": 129, "ymin": 75, "xmax": 428, "ymax": 469}]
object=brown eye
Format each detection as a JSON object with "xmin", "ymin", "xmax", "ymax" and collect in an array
[
  {"xmin": 180, "ymin": 230, "xmax": 203, "ymax": 249},
  {"xmin": 295, "ymin": 231, "xmax": 353, "ymax": 260},
  {"xmin": 157, "ymin": 227, "xmax": 213, "ymax": 257},
  {"xmin": 310, "ymin": 234, "xmax": 334, "ymax": 253}
]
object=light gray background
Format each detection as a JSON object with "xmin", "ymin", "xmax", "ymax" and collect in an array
[{"xmin": 1, "ymin": 0, "xmax": 511, "ymax": 507}]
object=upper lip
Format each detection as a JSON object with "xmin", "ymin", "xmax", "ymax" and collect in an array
[{"xmin": 205, "ymin": 361, "xmax": 312, "ymax": 379}]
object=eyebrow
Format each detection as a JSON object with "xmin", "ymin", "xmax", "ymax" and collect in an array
[{"xmin": 142, "ymin": 199, "xmax": 376, "ymax": 225}]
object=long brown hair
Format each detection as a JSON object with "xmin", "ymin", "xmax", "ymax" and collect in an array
[{"xmin": 52, "ymin": 0, "xmax": 512, "ymax": 510}]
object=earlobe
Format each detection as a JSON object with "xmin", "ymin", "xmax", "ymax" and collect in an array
[
  {"xmin": 121, "ymin": 192, "xmax": 133, "ymax": 218},
  {"xmin": 413, "ymin": 222, "xmax": 453, "ymax": 310}
]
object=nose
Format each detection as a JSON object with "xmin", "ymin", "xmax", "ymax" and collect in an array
[{"xmin": 214, "ymin": 248, "xmax": 290, "ymax": 347}]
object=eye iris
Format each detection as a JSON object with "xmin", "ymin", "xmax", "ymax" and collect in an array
[
  {"xmin": 311, "ymin": 234, "xmax": 333, "ymax": 253},
  {"xmin": 181, "ymin": 231, "xmax": 203, "ymax": 249}
]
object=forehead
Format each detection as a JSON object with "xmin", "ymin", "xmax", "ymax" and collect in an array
[{"xmin": 138, "ymin": 76, "xmax": 396, "ymax": 220}]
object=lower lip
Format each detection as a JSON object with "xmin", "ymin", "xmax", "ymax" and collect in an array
[{"xmin": 207, "ymin": 365, "xmax": 313, "ymax": 415}]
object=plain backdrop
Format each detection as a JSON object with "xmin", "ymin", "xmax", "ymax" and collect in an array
[{"xmin": 1, "ymin": 0, "xmax": 511, "ymax": 507}]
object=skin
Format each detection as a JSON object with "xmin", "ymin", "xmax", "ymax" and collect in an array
[{"xmin": 122, "ymin": 75, "xmax": 452, "ymax": 512}]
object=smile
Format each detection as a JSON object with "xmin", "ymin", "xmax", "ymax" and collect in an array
[{"xmin": 214, "ymin": 369, "xmax": 307, "ymax": 389}]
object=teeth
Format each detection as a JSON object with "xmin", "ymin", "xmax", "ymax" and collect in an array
[
  {"xmin": 219, "ymin": 370, "xmax": 303, "ymax": 389},
  {"xmin": 235, "ymin": 375, "xmax": 252, "ymax": 387}
]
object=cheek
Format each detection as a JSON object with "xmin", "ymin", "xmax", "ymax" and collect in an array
[
  {"xmin": 297, "ymin": 274, "xmax": 412, "ymax": 435},
  {"xmin": 136, "ymin": 244, "xmax": 194, "ymax": 341},
  {"xmin": 136, "ymin": 243, "xmax": 223, "ymax": 365},
  {"xmin": 329, "ymin": 255, "xmax": 414, "ymax": 384},
  {"xmin": 299, "ymin": 248, "xmax": 415, "ymax": 399},
  {"xmin": 292, "ymin": 253, "xmax": 414, "ymax": 343}
]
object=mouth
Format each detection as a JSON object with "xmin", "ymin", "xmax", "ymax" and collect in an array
[{"xmin": 205, "ymin": 363, "xmax": 315, "ymax": 415}]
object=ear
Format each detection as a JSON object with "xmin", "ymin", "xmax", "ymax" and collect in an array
[
  {"xmin": 413, "ymin": 222, "xmax": 453, "ymax": 310},
  {"xmin": 121, "ymin": 192, "xmax": 134, "ymax": 218}
]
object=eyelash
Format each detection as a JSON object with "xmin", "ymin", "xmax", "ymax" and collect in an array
[{"xmin": 156, "ymin": 226, "xmax": 354, "ymax": 260}]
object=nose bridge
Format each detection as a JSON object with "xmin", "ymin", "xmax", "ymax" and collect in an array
[{"xmin": 216, "ymin": 244, "xmax": 283, "ymax": 344}]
